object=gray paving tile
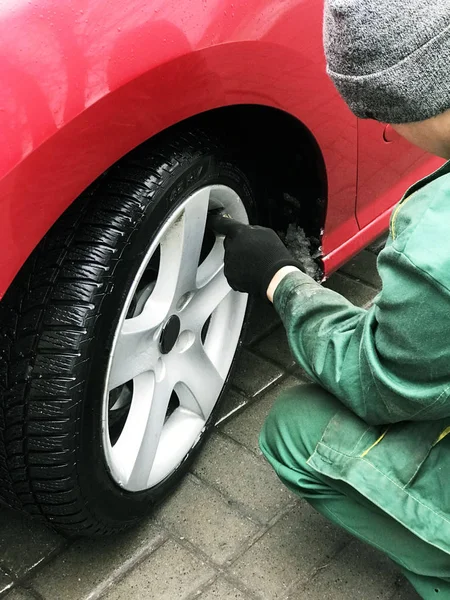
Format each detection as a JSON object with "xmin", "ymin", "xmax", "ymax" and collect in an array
[
  {"xmin": 340, "ymin": 249, "xmax": 382, "ymax": 288},
  {"xmin": 368, "ymin": 234, "xmax": 388, "ymax": 255},
  {"xmin": 198, "ymin": 577, "xmax": 249, "ymax": 600},
  {"xmin": 156, "ymin": 475, "xmax": 259, "ymax": 565},
  {"xmin": 389, "ymin": 580, "xmax": 421, "ymax": 600},
  {"xmin": 244, "ymin": 300, "xmax": 280, "ymax": 346},
  {"xmin": 230, "ymin": 502, "xmax": 350, "ymax": 600},
  {"xmin": 222, "ymin": 377, "xmax": 303, "ymax": 456},
  {"xmin": 254, "ymin": 327, "xmax": 296, "ymax": 369},
  {"xmin": 0, "ymin": 509, "xmax": 64, "ymax": 578},
  {"xmin": 101, "ymin": 539, "xmax": 215, "ymax": 600},
  {"xmin": 3, "ymin": 589, "xmax": 36, "ymax": 600},
  {"xmin": 231, "ymin": 350, "xmax": 284, "ymax": 398},
  {"xmin": 215, "ymin": 388, "xmax": 250, "ymax": 426},
  {"xmin": 30, "ymin": 520, "xmax": 165, "ymax": 600},
  {"xmin": 324, "ymin": 272, "xmax": 376, "ymax": 308},
  {"xmin": 296, "ymin": 540, "xmax": 399, "ymax": 600},
  {"xmin": 291, "ymin": 365, "xmax": 313, "ymax": 381},
  {"xmin": 0, "ymin": 568, "xmax": 13, "ymax": 595},
  {"xmin": 192, "ymin": 433, "xmax": 293, "ymax": 524}
]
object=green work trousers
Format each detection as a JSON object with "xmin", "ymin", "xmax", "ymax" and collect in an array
[{"xmin": 259, "ymin": 384, "xmax": 450, "ymax": 599}]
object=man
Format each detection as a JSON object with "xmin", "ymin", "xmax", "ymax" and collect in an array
[{"xmin": 219, "ymin": 2, "xmax": 450, "ymax": 597}]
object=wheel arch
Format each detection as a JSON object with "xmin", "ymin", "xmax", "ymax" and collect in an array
[
  {"xmin": 0, "ymin": 42, "xmax": 329, "ymax": 299},
  {"xmin": 185, "ymin": 105, "xmax": 327, "ymax": 260}
]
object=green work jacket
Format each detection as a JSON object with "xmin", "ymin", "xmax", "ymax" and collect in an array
[{"xmin": 274, "ymin": 161, "xmax": 450, "ymax": 555}]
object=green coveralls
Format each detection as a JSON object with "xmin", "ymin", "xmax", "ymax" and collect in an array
[{"xmin": 259, "ymin": 162, "xmax": 450, "ymax": 599}]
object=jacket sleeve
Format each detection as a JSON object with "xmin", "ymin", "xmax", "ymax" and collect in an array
[{"xmin": 274, "ymin": 243, "xmax": 450, "ymax": 425}]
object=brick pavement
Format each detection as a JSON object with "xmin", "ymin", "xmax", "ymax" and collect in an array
[{"xmin": 0, "ymin": 238, "xmax": 421, "ymax": 600}]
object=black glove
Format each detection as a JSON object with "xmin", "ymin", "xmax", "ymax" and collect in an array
[{"xmin": 208, "ymin": 214, "xmax": 302, "ymax": 297}]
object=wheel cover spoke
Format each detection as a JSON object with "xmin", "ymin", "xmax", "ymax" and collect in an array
[
  {"xmin": 108, "ymin": 319, "xmax": 160, "ymax": 391},
  {"xmin": 185, "ymin": 270, "xmax": 231, "ymax": 332},
  {"xmin": 183, "ymin": 241, "xmax": 231, "ymax": 331},
  {"xmin": 128, "ymin": 373, "xmax": 174, "ymax": 490},
  {"xmin": 169, "ymin": 341, "xmax": 225, "ymax": 420},
  {"xmin": 160, "ymin": 187, "xmax": 210, "ymax": 305},
  {"xmin": 110, "ymin": 370, "xmax": 174, "ymax": 490}
]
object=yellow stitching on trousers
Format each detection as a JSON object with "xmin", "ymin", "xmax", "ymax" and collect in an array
[
  {"xmin": 360, "ymin": 428, "xmax": 389, "ymax": 458},
  {"xmin": 391, "ymin": 192, "xmax": 417, "ymax": 240},
  {"xmin": 433, "ymin": 426, "xmax": 450, "ymax": 447}
]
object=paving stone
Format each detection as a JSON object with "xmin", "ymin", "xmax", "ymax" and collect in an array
[
  {"xmin": 192, "ymin": 433, "xmax": 293, "ymax": 524},
  {"xmin": 102, "ymin": 539, "xmax": 215, "ymax": 600},
  {"xmin": 0, "ymin": 509, "xmax": 64, "ymax": 578},
  {"xmin": 296, "ymin": 540, "xmax": 400, "ymax": 600},
  {"xmin": 368, "ymin": 234, "xmax": 388, "ymax": 255},
  {"xmin": 244, "ymin": 300, "xmax": 280, "ymax": 345},
  {"xmin": 198, "ymin": 577, "xmax": 249, "ymax": 600},
  {"xmin": 3, "ymin": 589, "xmax": 36, "ymax": 600},
  {"xmin": 230, "ymin": 503, "xmax": 350, "ymax": 600},
  {"xmin": 231, "ymin": 350, "xmax": 284, "ymax": 398},
  {"xmin": 222, "ymin": 377, "xmax": 303, "ymax": 456},
  {"xmin": 291, "ymin": 364, "xmax": 313, "ymax": 381},
  {"xmin": 0, "ymin": 568, "xmax": 13, "ymax": 595},
  {"xmin": 155, "ymin": 475, "xmax": 259, "ymax": 565},
  {"xmin": 389, "ymin": 580, "xmax": 421, "ymax": 600},
  {"xmin": 255, "ymin": 326, "xmax": 296, "ymax": 369},
  {"xmin": 324, "ymin": 272, "xmax": 376, "ymax": 308},
  {"xmin": 340, "ymin": 249, "xmax": 382, "ymax": 288},
  {"xmin": 215, "ymin": 388, "xmax": 250, "ymax": 426},
  {"xmin": 30, "ymin": 520, "xmax": 165, "ymax": 600}
]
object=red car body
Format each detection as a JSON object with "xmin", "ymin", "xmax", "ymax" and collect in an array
[{"xmin": 0, "ymin": 0, "xmax": 442, "ymax": 300}]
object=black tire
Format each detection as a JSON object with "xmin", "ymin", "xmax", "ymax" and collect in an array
[{"xmin": 0, "ymin": 130, "xmax": 256, "ymax": 536}]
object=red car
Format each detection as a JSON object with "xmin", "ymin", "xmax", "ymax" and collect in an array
[{"xmin": 0, "ymin": 0, "xmax": 442, "ymax": 536}]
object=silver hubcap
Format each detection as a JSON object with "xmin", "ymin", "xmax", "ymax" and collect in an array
[{"xmin": 102, "ymin": 185, "xmax": 248, "ymax": 491}]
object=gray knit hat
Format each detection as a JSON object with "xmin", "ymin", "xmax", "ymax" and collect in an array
[{"xmin": 324, "ymin": 0, "xmax": 450, "ymax": 123}]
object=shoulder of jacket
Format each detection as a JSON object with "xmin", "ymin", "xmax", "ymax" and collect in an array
[
  {"xmin": 390, "ymin": 171, "xmax": 450, "ymax": 246},
  {"xmin": 390, "ymin": 172, "xmax": 450, "ymax": 289}
]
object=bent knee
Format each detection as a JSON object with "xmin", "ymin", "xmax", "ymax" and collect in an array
[
  {"xmin": 259, "ymin": 383, "xmax": 340, "ymax": 464},
  {"xmin": 262, "ymin": 383, "xmax": 339, "ymax": 440}
]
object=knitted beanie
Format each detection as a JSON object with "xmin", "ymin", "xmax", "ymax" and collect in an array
[{"xmin": 324, "ymin": 0, "xmax": 450, "ymax": 123}]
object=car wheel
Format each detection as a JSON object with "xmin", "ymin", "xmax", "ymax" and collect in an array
[{"xmin": 0, "ymin": 130, "xmax": 256, "ymax": 536}]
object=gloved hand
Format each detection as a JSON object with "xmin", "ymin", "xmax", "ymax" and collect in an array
[{"xmin": 208, "ymin": 214, "xmax": 303, "ymax": 297}]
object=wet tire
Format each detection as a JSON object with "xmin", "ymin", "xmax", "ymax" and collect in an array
[{"xmin": 0, "ymin": 130, "xmax": 256, "ymax": 536}]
